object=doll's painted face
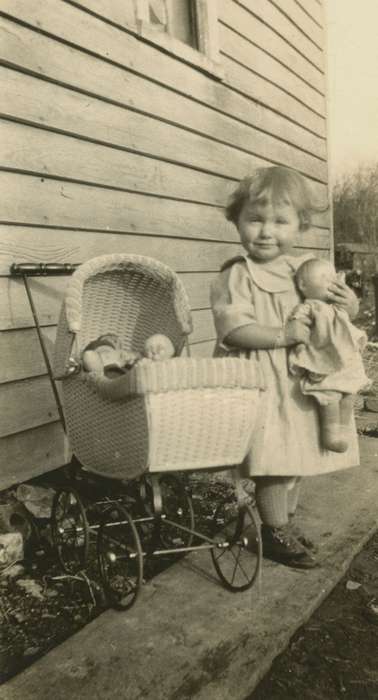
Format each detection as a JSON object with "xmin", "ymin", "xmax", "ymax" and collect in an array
[
  {"xmin": 237, "ymin": 192, "xmax": 300, "ymax": 263},
  {"xmin": 296, "ymin": 259, "xmax": 338, "ymax": 301},
  {"xmin": 143, "ymin": 334, "xmax": 175, "ymax": 361}
]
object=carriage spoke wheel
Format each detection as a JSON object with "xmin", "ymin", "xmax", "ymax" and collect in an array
[
  {"xmin": 158, "ymin": 474, "xmax": 195, "ymax": 549},
  {"xmin": 211, "ymin": 499, "xmax": 262, "ymax": 592},
  {"xmin": 97, "ymin": 503, "xmax": 143, "ymax": 610},
  {"xmin": 51, "ymin": 488, "xmax": 90, "ymax": 573}
]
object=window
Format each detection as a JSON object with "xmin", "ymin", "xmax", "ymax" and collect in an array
[{"xmin": 135, "ymin": 0, "xmax": 223, "ymax": 78}]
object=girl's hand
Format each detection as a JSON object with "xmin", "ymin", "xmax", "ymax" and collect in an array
[
  {"xmin": 283, "ymin": 319, "xmax": 311, "ymax": 346},
  {"xmin": 327, "ymin": 280, "xmax": 359, "ymax": 319}
]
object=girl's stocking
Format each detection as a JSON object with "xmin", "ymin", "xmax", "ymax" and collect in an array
[
  {"xmin": 254, "ymin": 477, "xmax": 293, "ymax": 527},
  {"xmin": 287, "ymin": 477, "xmax": 302, "ymax": 517}
]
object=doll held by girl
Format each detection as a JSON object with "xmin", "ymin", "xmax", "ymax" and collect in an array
[
  {"xmin": 211, "ymin": 166, "xmax": 359, "ymax": 569},
  {"xmin": 289, "ymin": 258, "xmax": 370, "ymax": 453}
]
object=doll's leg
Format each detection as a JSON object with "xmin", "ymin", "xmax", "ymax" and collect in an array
[
  {"xmin": 340, "ymin": 394, "xmax": 354, "ymax": 426},
  {"xmin": 319, "ymin": 397, "xmax": 348, "ymax": 453},
  {"xmin": 254, "ymin": 477, "xmax": 317, "ymax": 568}
]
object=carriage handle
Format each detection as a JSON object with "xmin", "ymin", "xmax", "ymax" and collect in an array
[{"xmin": 10, "ymin": 262, "xmax": 81, "ymax": 431}]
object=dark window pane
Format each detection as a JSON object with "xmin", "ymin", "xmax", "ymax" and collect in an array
[{"xmin": 168, "ymin": 0, "xmax": 197, "ymax": 48}]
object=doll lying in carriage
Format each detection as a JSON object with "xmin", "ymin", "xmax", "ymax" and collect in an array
[{"xmin": 50, "ymin": 254, "xmax": 264, "ymax": 609}]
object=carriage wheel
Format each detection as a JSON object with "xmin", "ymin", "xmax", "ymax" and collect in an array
[
  {"xmin": 97, "ymin": 503, "xmax": 143, "ymax": 610},
  {"xmin": 159, "ymin": 474, "xmax": 195, "ymax": 549},
  {"xmin": 51, "ymin": 488, "xmax": 90, "ymax": 573},
  {"xmin": 210, "ymin": 499, "xmax": 262, "ymax": 592}
]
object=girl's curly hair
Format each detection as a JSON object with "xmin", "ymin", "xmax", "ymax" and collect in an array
[{"xmin": 225, "ymin": 166, "xmax": 327, "ymax": 232}]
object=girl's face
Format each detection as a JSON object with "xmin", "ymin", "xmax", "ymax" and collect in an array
[{"xmin": 237, "ymin": 195, "xmax": 300, "ymax": 262}]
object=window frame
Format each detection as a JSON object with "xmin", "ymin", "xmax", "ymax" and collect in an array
[{"xmin": 135, "ymin": 0, "xmax": 224, "ymax": 79}]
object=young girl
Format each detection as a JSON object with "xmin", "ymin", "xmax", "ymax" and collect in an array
[{"xmin": 210, "ymin": 166, "xmax": 360, "ymax": 568}]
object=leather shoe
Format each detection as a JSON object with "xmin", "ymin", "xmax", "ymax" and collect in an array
[{"xmin": 261, "ymin": 524, "xmax": 318, "ymax": 569}]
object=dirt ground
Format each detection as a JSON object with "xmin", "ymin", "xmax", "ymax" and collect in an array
[{"xmin": 250, "ymin": 527, "xmax": 378, "ymax": 700}]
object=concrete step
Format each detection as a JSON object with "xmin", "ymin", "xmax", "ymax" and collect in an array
[{"xmin": 2, "ymin": 436, "xmax": 378, "ymax": 700}]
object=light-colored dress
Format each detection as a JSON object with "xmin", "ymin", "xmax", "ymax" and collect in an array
[
  {"xmin": 288, "ymin": 300, "xmax": 370, "ymax": 405},
  {"xmin": 210, "ymin": 253, "xmax": 360, "ymax": 477}
]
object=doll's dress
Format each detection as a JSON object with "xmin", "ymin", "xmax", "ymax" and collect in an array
[
  {"xmin": 288, "ymin": 300, "xmax": 370, "ymax": 405},
  {"xmin": 210, "ymin": 253, "xmax": 360, "ymax": 477}
]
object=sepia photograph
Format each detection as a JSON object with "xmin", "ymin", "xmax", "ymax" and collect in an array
[{"xmin": 0, "ymin": 1, "xmax": 377, "ymax": 698}]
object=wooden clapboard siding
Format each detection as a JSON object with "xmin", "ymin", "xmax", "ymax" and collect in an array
[
  {"xmin": 296, "ymin": 0, "xmax": 324, "ymax": 27},
  {"xmin": 219, "ymin": 3, "xmax": 324, "ymax": 90},
  {"xmin": 230, "ymin": 1, "xmax": 324, "ymax": 67},
  {"xmin": 0, "ymin": 0, "xmax": 331, "ymax": 487},
  {"xmin": 266, "ymin": 0, "xmax": 324, "ymax": 44},
  {"xmin": 0, "ymin": 173, "xmax": 330, "ymax": 243},
  {"xmin": 0, "ymin": 22, "xmax": 327, "ymax": 163},
  {"xmin": 220, "ymin": 24, "xmax": 325, "ymax": 115},
  {"xmin": 0, "ymin": 424, "xmax": 70, "ymax": 490},
  {"xmin": 1, "ymin": 328, "xmax": 55, "ymax": 383},
  {"xmin": 0, "ymin": 377, "xmax": 59, "ymax": 437},
  {"xmin": 0, "ymin": 71, "xmax": 328, "ymax": 184}
]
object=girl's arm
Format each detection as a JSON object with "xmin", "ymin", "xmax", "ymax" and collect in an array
[
  {"xmin": 225, "ymin": 319, "xmax": 310, "ymax": 350},
  {"xmin": 327, "ymin": 280, "xmax": 359, "ymax": 319}
]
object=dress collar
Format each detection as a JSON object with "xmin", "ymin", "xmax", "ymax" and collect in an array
[{"xmin": 244, "ymin": 253, "xmax": 314, "ymax": 293}]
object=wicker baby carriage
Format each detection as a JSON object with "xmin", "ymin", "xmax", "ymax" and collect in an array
[
  {"xmin": 54, "ymin": 254, "xmax": 264, "ymax": 478},
  {"xmin": 52, "ymin": 254, "xmax": 264, "ymax": 608}
]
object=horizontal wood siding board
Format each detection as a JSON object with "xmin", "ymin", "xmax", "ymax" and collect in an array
[
  {"xmin": 71, "ymin": 0, "xmax": 137, "ymax": 30},
  {"xmin": 0, "ymin": 376, "xmax": 60, "ymax": 437},
  {"xmin": 230, "ymin": 0, "xmax": 324, "ymax": 68},
  {"xmin": 220, "ymin": 24, "xmax": 326, "ymax": 114},
  {"xmin": 0, "ymin": 423, "xmax": 69, "ymax": 491},
  {"xmin": 295, "ymin": 0, "xmax": 324, "ymax": 26},
  {"xmin": 0, "ymin": 276, "xmax": 68, "ymax": 329},
  {"xmin": 0, "ymin": 272, "xmax": 218, "ymax": 331},
  {"xmin": 222, "ymin": 56, "xmax": 326, "ymax": 137},
  {"xmin": 219, "ymin": 2, "xmax": 324, "ymax": 88},
  {"xmin": 0, "ymin": 5, "xmax": 324, "ymax": 148},
  {"xmin": 0, "ymin": 70, "xmax": 328, "ymax": 181},
  {"xmin": 267, "ymin": 0, "xmax": 324, "ymax": 39},
  {"xmin": 1, "ymin": 327, "xmax": 56, "ymax": 381},
  {"xmin": 0, "ymin": 19, "xmax": 327, "ymax": 158},
  {"xmin": 0, "ymin": 174, "xmax": 330, "ymax": 241},
  {"xmin": 0, "ymin": 227, "xmax": 330, "ymax": 277}
]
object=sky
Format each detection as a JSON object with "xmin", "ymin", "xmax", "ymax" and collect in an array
[{"xmin": 326, "ymin": 0, "xmax": 378, "ymax": 179}]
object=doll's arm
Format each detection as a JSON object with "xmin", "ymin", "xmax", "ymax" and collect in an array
[{"xmin": 288, "ymin": 302, "xmax": 312, "ymax": 323}]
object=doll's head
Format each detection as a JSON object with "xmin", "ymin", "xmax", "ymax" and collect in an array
[
  {"xmin": 82, "ymin": 333, "xmax": 140, "ymax": 374},
  {"xmin": 143, "ymin": 334, "xmax": 175, "ymax": 361},
  {"xmin": 82, "ymin": 333, "xmax": 124, "ymax": 373},
  {"xmin": 225, "ymin": 167, "xmax": 322, "ymax": 263},
  {"xmin": 295, "ymin": 258, "xmax": 338, "ymax": 301}
]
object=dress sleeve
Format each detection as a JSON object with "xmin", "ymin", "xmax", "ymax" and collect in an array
[{"xmin": 210, "ymin": 262, "xmax": 256, "ymax": 344}]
